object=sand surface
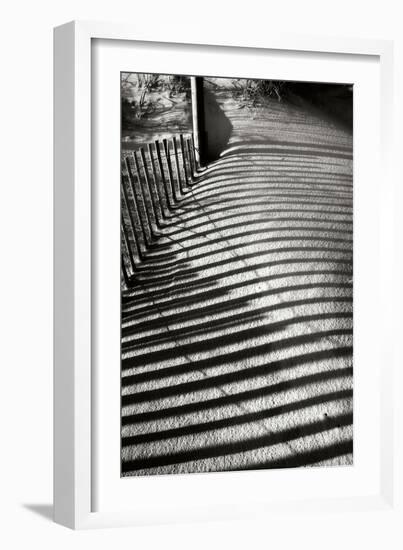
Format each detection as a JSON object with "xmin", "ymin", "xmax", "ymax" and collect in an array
[{"xmin": 121, "ymin": 93, "xmax": 353, "ymax": 476}]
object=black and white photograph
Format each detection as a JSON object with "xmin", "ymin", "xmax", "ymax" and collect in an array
[
  {"xmin": 3, "ymin": 0, "xmax": 401, "ymax": 541},
  {"xmin": 120, "ymin": 73, "xmax": 353, "ymax": 477}
]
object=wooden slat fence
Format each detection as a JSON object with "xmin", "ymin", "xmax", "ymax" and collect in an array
[{"xmin": 121, "ymin": 133, "xmax": 199, "ymax": 287}]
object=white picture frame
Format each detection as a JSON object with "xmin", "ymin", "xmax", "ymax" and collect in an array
[{"xmin": 54, "ymin": 20, "xmax": 397, "ymax": 530}]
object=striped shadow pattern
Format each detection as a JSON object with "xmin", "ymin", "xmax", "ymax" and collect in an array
[{"xmin": 121, "ymin": 95, "xmax": 353, "ymax": 476}]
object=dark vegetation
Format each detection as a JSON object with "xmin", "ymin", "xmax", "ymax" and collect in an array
[
  {"xmin": 230, "ymin": 79, "xmax": 287, "ymax": 104},
  {"xmin": 122, "ymin": 73, "xmax": 191, "ymax": 131},
  {"xmin": 229, "ymin": 79, "xmax": 352, "ymax": 128}
]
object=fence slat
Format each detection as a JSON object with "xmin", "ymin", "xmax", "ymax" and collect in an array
[
  {"xmin": 124, "ymin": 157, "xmax": 153, "ymax": 250},
  {"xmin": 163, "ymin": 138, "xmax": 179, "ymax": 203},
  {"xmin": 133, "ymin": 151, "xmax": 162, "ymax": 240},
  {"xmin": 186, "ymin": 138, "xmax": 195, "ymax": 183},
  {"xmin": 148, "ymin": 143, "xmax": 169, "ymax": 220},
  {"xmin": 121, "ymin": 173, "xmax": 145, "ymax": 260},
  {"xmin": 179, "ymin": 134, "xmax": 189, "ymax": 187},
  {"xmin": 172, "ymin": 136, "xmax": 186, "ymax": 196},
  {"xmin": 140, "ymin": 147, "xmax": 164, "ymax": 229},
  {"xmin": 155, "ymin": 140, "xmax": 174, "ymax": 211},
  {"xmin": 121, "ymin": 254, "xmax": 131, "ymax": 288},
  {"xmin": 121, "ymin": 215, "xmax": 136, "ymax": 275}
]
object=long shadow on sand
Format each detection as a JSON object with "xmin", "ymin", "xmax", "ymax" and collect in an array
[{"xmin": 121, "ymin": 132, "xmax": 353, "ymax": 474}]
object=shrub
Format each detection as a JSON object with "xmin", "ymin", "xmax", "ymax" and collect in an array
[{"xmin": 232, "ymin": 79, "xmax": 287, "ymax": 104}]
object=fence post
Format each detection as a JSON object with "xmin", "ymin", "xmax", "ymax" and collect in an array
[{"xmin": 190, "ymin": 76, "xmax": 206, "ymax": 167}]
